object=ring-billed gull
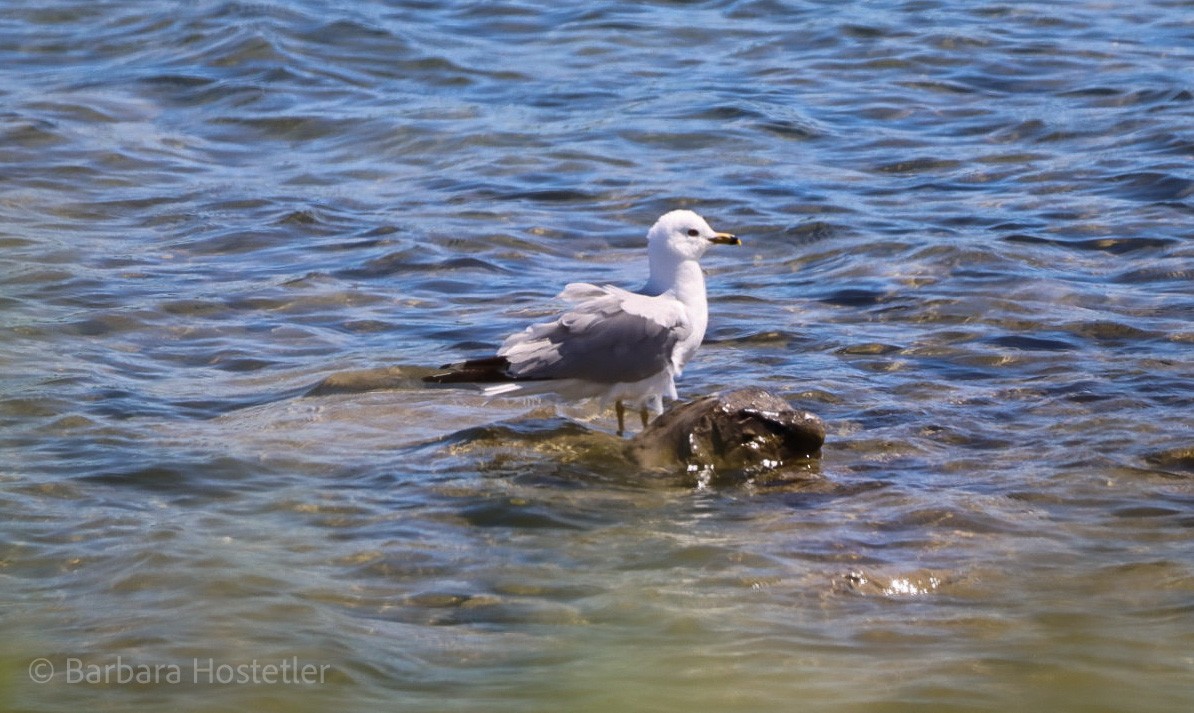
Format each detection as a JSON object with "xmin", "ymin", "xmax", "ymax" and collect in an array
[{"xmin": 425, "ymin": 210, "xmax": 740, "ymax": 435}]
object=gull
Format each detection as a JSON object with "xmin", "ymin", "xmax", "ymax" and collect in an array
[{"xmin": 424, "ymin": 210, "xmax": 740, "ymax": 435}]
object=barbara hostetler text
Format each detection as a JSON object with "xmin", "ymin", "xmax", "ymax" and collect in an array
[{"xmin": 59, "ymin": 656, "xmax": 330, "ymax": 685}]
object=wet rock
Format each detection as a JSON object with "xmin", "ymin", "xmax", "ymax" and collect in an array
[
  {"xmin": 1144, "ymin": 446, "xmax": 1194, "ymax": 475},
  {"xmin": 628, "ymin": 387, "xmax": 825, "ymax": 477},
  {"xmin": 306, "ymin": 366, "xmax": 426, "ymax": 396}
]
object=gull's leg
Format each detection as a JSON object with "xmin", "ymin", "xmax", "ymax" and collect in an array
[
  {"xmin": 615, "ymin": 400, "xmax": 626, "ymax": 437},
  {"xmin": 639, "ymin": 407, "xmax": 649, "ymax": 429}
]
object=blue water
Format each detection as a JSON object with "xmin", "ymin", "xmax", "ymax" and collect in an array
[{"xmin": 3, "ymin": 1, "xmax": 1193, "ymax": 711}]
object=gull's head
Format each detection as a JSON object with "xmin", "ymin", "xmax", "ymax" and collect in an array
[{"xmin": 647, "ymin": 209, "xmax": 740, "ymax": 262}]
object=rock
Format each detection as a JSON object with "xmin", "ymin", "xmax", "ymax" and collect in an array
[
  {"xmin": 306, "ymin": 366, "xmax": 425, "ymax": 396},
  {"xmin": 1144, "ymin": 446, "xmax": 1194, "ymax": 474},
  {"xmin": 627, "ymin": 387, "xmax": 825, "ymax": 477}
]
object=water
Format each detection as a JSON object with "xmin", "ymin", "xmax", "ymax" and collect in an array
[{"xmin": 2, "ymin": 0, "xmax": 1193, "ymax": 710}]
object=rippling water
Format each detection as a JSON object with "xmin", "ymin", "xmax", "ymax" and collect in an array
[{"xmin": 3, "ymin": 1, "xmax": 1193, "ymax": 711}]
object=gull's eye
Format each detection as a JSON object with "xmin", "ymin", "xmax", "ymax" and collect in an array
[{"xmin": 686, "ymin": 228, "xmax": 700, "ymax": 237}]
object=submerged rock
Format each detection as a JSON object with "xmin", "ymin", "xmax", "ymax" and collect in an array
[
  {"xmin": 628, "ymin": 387, "xmax": 825, "ymax": 478},
  {"xmin": 1144, "ymin": 446, "xmax": 1194, "ymax": 475},
  {"xmin": 305, "ymin": 368, "xmax": 825, "ymax": 484},
  {"xmin": 307, "ymin": 366, "xmax": 429, "ymax": 396}
]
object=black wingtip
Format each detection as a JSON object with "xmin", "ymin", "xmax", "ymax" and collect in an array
[{"xmin": 422, "ymin": 356, "xmax": 513, "ymax": 384}]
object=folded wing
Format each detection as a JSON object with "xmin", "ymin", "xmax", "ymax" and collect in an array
[{"xmin": 499, "ymin": 283, "xmax": 691, "ymax": 384}]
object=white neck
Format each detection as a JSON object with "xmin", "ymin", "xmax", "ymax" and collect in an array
[
  {"xmin": 647, "ymin": 251, "xmax": 704, "ymax": 297},
  {"xmin": 646, "ymin": 255, "xmax": 708, "ymax": 366}
]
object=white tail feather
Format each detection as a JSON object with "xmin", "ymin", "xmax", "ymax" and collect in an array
[{"xmin": 482, "ymin": 383, "xmax": 524, "ymax": 398}]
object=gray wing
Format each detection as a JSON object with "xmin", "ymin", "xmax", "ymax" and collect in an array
[{"xmin": 498, "ymin": 285, "xmax": 691, "ymax": 384}]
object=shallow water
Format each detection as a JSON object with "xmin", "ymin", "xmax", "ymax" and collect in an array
[{"xmin": 3, "ymin": 1, "xmax": 1193, "ymax": 711}]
